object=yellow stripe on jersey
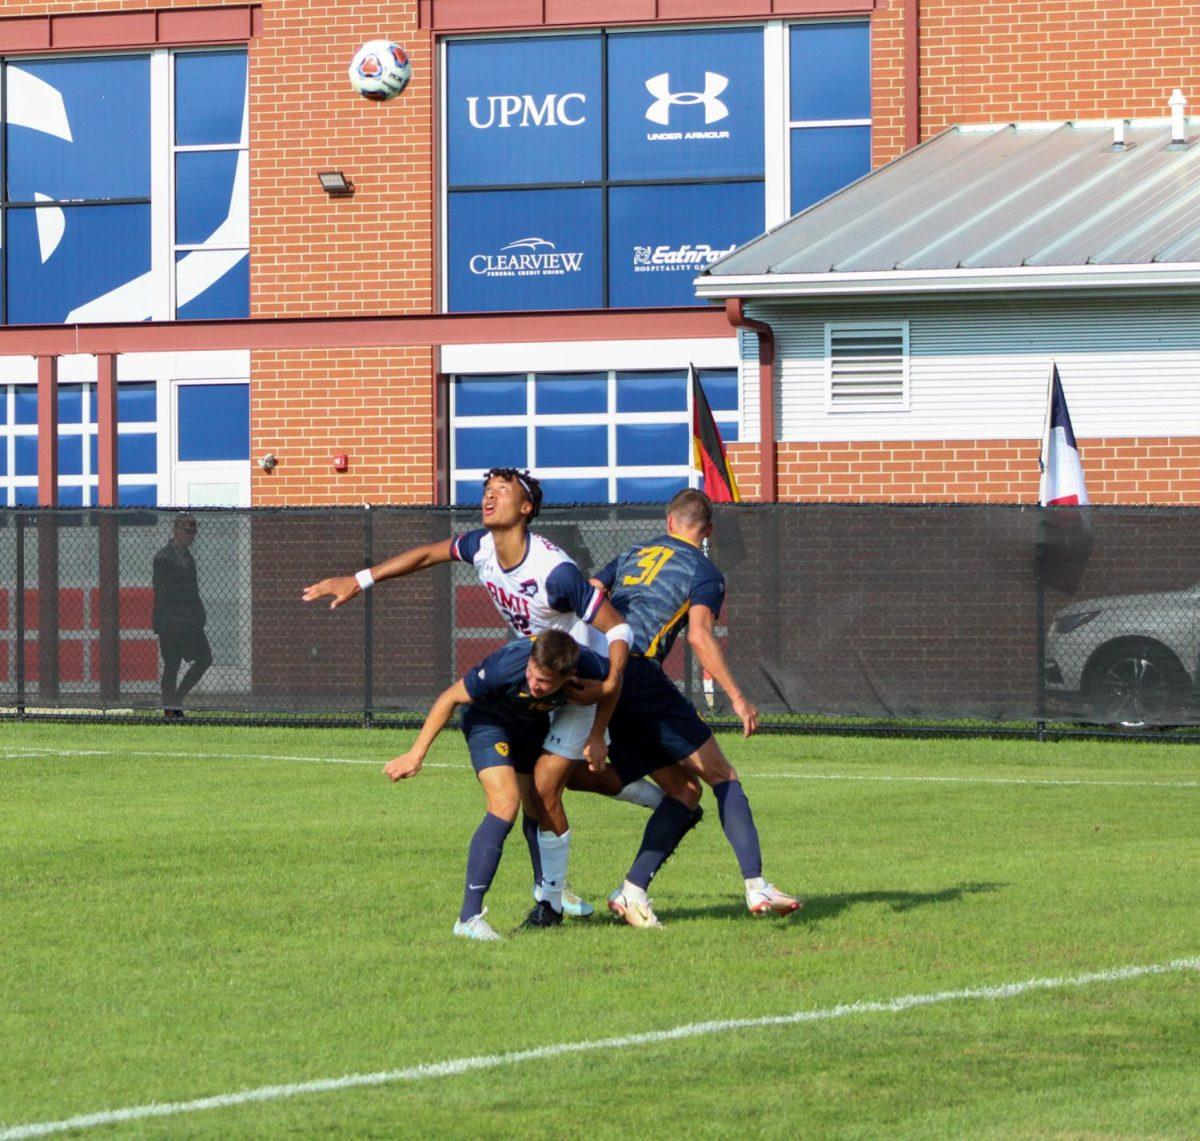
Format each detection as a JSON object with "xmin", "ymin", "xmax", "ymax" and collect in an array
[{"xmin": 643, "ymin": 598, "xmax": 691, "ymax": 660}]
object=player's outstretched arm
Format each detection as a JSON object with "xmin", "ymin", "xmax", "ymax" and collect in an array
[
  {"xmin": 303, "ymin": 538, "xmax": 455, "ymax": 610},
  {"xmin": 384, "ymin": 678, "xmax": 470, "ymax": 781},
  {"xmin": 687, "ymin": 605, "xmax": 758, "ymax": 737}
]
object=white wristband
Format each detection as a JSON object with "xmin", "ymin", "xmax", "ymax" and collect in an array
[
  {"xmin": 355, "ymin": 568, "xmax": 375, "ymax": 591},
  {"xmin": 605, "ymin": 623, "xmax": 631, "ymax": 646}
]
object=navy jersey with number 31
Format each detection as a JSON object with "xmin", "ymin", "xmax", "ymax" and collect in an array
[{"xmin": 595, "ymin": 534, "xmax": 725, "ymax": 664}]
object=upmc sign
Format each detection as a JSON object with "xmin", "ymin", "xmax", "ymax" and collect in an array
[{"xmin": 447, "ymin": 36, "xmax": 602, "ymax": 185}]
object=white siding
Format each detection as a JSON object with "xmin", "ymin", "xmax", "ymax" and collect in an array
[{"xmin": 744, "ymin": 295, "xmax": 1200, "ymax": 442}]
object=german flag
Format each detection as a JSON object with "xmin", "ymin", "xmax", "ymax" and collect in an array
[{"xmin": 690, "ymin": 363, "xmax": 740, "ymax": 503}]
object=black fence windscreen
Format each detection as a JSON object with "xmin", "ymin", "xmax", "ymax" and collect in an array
[{"xmin": 2, "ymin": 504, "xmax": 1198, "ymax": 734}]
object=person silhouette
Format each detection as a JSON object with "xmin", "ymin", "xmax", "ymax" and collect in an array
[{"xmin": 152, "ymin": 513, "xmax": 212, "ymax": 718}]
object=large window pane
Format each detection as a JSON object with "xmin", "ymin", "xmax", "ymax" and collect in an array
[
  {"xmin": 607, "ymin": 27, "xmax": 764, "ymax": 180},
  {"xmin": 790, "ymin": 22, "xmax": 871, "ymax": 122},
  {"xmin": 14, "ymin": 388, "xmax": 37, "ymax": 425},
  {"xmin": 7, "ymin": 56, "xmax": 150, "ymax": 201},
  {"xmin": 176, "ymin": 251, "xmax": 249, "ymax": 320},
  {"xmin": 536, "ymin": 424, "xmax": 607, "ymax": 468},
  {"xmin": 701, "ymin": 369, "xmax": 739, "ymax": 412},
  {"xmin": 176, "ymin": 151, "xmax": 244, "ymax": 245},
  {"xmin": 118, "ymin": 382, "xmax": 157, "ymax": 424},
  {"xmin": 119, "ymin": 483, "xmax": 158, "ymax": 507},
  {"xmin": 118, "ymin": 432, "xmax": 157, "ymax": 475},
  {"xmin": 454, "ymin": 375, "xmax": 527, "ymax": 417},
  {"xmin": 447, "ymin": 35, "xmax": 601, "ymax": 187},
  {"xmin": 616, "ymin": 475, "xmax": 688, "ymax": 502},
  {"xmin": 617, "ymin": 422, "xmax": 688, "ymax": 465},
  {"xmin": 535, "ymin": 373, "xmax": 607, "ymax": 415},
  {"xmin": 175, "ymin": 51, "xmax": 247, "ymax": 145},
  {"xmin": 616, "ymin": 370, "xmax": 686, "ymax": 413},
  {"xmin": 790, "ymin": 125, "xmax": 871, "ymax": 214},
  {"xmin": 454, "ymin": 426, "xmax": 526, "ymax": 470},
  {"xmin": 177, "ymin": 384, "xmax": 249, "ymax": 462},
  {"xmin": 447, "ymin": 188, "xmax": 603, "ymax": 312},
  {"xmin": 15, "ymin": 437, "xmax": 37, "ymax": 476},
  {"xmin": 542, "ymin": 477, "xmax": 608, "ymax": 505},
  {"xmin": 608, "ymin": 182, "xmax": 763, "ymax": 308},
  {"xmin": 7, "ymin": 204, "xmax": 151, "ymax": 324}
]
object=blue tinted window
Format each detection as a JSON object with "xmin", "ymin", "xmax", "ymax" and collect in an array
[
  {"xmin": 59, "ymin": 386, "xmax": 84, "ymax": 424},
  {"xmin": 176, "ymin": 151, "xmax": 241, "ymax": 245},
  {"xmin": 791, "ymin": 125, "xmax": 872, "ymax": 214},
  {"xmin": 617, "ymin": 475, "xmax": 688, "ymax": 503},
  {"xmin": 700, "ymin": 370, "xmax": 738, "ymax": 412},
  {"xmin": 616, "ymin": 371, "xmax": 686, "ymax": 413},
  {"xmin": 607, "ymin": 182, "xmax": 764, "ymax": 308},
  {"xmin": 454, "ymin": 480, "xmax": 483, "ymax": 506},
  {"xmin": 542, "ymin": 477, "xmax": 608, "ymax": 505},
  {"xmin": 58, "ymin": 434, "xmax": 83, "ymax": 476},
  {"xmin": 447, "ymin": 187, "xmax": 603, "ymax": 312},
  {"xmin": 15, "ymin": 388, "xmax": 37, "ymax": 425},
  {"xmin": 536, "ymin": 425, "xmax": 607, "ymax": 468},
  {"xmin": 15, "ymin": 437, "xmax": 37, "ymax": 476},
  {"xmin": 7, "ymin": 55, "xmax": 150, "ymax": 201},
  {"xmin": 8, "ymin": 204, "xmax": 151, "ymax": 324},
  {"xmin": 617, "ymin": 423, "xmax": 688, "ymax": 466},
  {"xmin": 454, "ymin": 375, "xmax": 527, "ymax": 417},
  {"xmin": 716, "ymin": 416, "xmax": 739, "ymax": 444},
  {"xmin": 0, "ymin": 447, "xmax": 6, "ymax": 476},
  {"xmin": 58, "ymin": 484, "xmax": 84, "ymax": 507},
  {"xmin": 607, "ymin": 27, "xmax": 764, "ymax": 180},
  {"xmin": 119, "ymin": 483, "xmax": 158, "ymax": 507},
  {"xmin": 175, "ymin": 51, "xmax": 247, "ymax": 145},
  {"xmin": 454, "ymin": 426, "xmax": 526, "ymax": 470},
  {"xmin": 15, "ymin": 486, "xmax": 38, "ymax": 506},
  {"xmin": 119, "ymin": 382, "xmax": 157, "ymax": 424},
  {"xmin": 118, "ymin": 433, "xmax": 157, "ymax": 475},
  {"xmin": 535, "ymin": 373, "xmax": 607, "ymax": 414},
  {"xmin": 176, "ymin": 250, "xmax": 249, "ymax": 320},
  {"xmin": 447, "ymin": 36, "xmax": 601, "ymax": 186},
  {"xmin": 790, "ymin": 22, "xmax": 871, "ymax": 122},
  {"xmin": 177, "ymin": 384, "xmax": 249, "ymax": 461}
]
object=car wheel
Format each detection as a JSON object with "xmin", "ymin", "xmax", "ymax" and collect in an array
[{"xmin": 1082, "ymin": 641, "xmax": 1191, "ymax": 728}]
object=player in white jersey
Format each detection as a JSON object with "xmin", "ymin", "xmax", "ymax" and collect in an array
[{"xmin": 303, "ymin": 467, "xmax": 658, "ymax": 926}]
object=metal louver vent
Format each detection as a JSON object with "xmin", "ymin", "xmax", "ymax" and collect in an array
[{"xmin": 827, "ymin": 323, "xmax": 908, "ymax": 410}]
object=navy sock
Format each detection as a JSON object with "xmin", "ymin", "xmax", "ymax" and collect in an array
[
  {"xmin": 522, "ymin": 813, "xmax": 543, "ymax": 885},
  {"xmin": 627, "ymin": 797, "xmax": 697, "ymax": 890},
  {"xmin": 460, "ymin": 812, "xmax": 514, "ymax": 923},
  {"xmin": 714, "ymin": 780, "xmax": 762, "ymax": 879}
]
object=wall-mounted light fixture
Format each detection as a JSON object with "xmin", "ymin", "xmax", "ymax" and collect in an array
[
  {"xmin": 317, "ymin": 170, "xmax": 354, "ymax": 197},
  {"xmin": 257, "ymin": 453, "xmax": 278, "ymax": 471}
]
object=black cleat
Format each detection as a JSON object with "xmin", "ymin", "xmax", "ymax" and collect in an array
[{"xmin": 521, "ymin": 899, "xmax": 564, "ymax": 929}]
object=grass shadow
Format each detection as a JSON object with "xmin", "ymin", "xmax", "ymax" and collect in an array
[{"xmin": 663, "ymin": 881, "xmax": 1007, "ymax": 924}]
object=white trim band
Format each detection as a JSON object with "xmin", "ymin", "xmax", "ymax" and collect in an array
[
  {"xmin": 604, "ymin": 623, "xmax": 632, "ymax": 647},
  {"xmin": 355, "ymin": 568, "xmax": 374, "ymax": 591}
]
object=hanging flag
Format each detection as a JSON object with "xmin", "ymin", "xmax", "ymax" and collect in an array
[
  {"xmin": 1039, "ymin": 363, "xmax": 1089, "ymax": 506},
  {"xmin": 691, "ymin": 363, "xmax": 740, "ymax": 503}
]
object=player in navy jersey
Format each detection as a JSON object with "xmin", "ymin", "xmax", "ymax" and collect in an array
[
  {"xmin": 302, "ymin": 467, "xmax": 659, "ymax": 923},
  {"xmin": 382, "ymin": 630, "xmax": 607, "ymax": 940},
  {"xmin": 591, "ymin": 488, "xmax": 800, "ymax": 927}
]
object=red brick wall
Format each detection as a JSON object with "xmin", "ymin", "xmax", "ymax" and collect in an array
[{"xmin": 731, "ymin": 438, "xmax": 1200, "ymax": 504}]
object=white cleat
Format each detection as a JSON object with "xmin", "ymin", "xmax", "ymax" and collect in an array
[
  {"xmin": 562, "ymin": 882, "xmax": 595, "ymax": 918},
  {"xmin": 607, "ymin": 887, "xmax": 661, "ymax": 928},
  {"xmin": 746, "ymin": 881, "xmax": 803, "ymax": 916},
  {"xmin": 453, "ymin": 908, "xmax": 503, "ymax": 941}
]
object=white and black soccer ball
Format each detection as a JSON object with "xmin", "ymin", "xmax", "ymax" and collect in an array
[{"xmin": 348, "ymin": 40, "xmax": 412, "ymax": 102}]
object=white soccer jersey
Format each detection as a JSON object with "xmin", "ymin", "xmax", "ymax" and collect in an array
[{"xmin": 450, "ymin": 528, "xmax": 607, "ymax": 651}]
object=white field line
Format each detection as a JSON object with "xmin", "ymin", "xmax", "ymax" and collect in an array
[
  {"xmin": 1, "ymin": 956, "xmax": 1197, "ymax": 1141},
  {"xmin": 4, "ymin": 747, "xmax": 1197, "ymax": 789}
]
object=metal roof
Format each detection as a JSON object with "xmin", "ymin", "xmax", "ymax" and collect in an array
[{"xmin": 700, "ymin": 120, "xmax": 1200, "ymax": 292}]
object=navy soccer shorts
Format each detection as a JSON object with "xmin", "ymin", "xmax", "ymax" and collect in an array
[
  {"xmin": 462, "ymin": 707, "xmax": 547, "ymax": 776},
  {"xmin": 608, "ymin": 656, "xmax": 713, "ymax": 786}
]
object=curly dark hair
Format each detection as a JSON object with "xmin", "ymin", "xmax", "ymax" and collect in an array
[{"xmin": 482, "ymin": 467, "xmax": 543, "ymax": 520}]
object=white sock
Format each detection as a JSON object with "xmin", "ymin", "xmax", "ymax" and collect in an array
[
  {"xmin": 622, "ymin": 879, "xmax": 648, "ymax": 905},
  {"xmin": 614, "ymin": 778, "xmax": 665, "ymax": 810},
  {"xmin": 537, "ymin": 829, "xmax": 570, "ymax": 913},
  {"xmin": 745, "ymin": 875, "xmax": 767, "ymax": 893}
]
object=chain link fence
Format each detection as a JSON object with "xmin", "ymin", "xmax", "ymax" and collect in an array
[{"xmin": 2, "ymin": 504, "xmax": 1199, "ymax": 737}]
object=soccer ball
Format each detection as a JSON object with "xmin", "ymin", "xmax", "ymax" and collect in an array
[{"xmin": 348, "ymin": 40, "xmax": 412, "ymax": 101}]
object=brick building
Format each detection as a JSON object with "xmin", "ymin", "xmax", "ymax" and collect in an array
[{"xmin": 1, "ymin": 1, "xmax": 1198, "ymax": 508}]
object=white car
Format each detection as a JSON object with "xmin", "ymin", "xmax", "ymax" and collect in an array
[{"xmin": 1045, "ymin": 586, "xmax": 1200, "ymax": 725}]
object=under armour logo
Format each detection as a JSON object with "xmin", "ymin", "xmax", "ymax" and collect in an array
[{"xmin": 644, "ymin": 72, "xmax": 729, "ymax": 126}]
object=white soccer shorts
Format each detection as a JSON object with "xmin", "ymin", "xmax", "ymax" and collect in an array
[{"xmin": 543, "ymin": 704, "xmax": 608, "ymax": 761}]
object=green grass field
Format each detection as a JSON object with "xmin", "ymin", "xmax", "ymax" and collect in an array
[{"xmin": 2, "ymin": 722, "xmax": 1198, "ymax": 1138}]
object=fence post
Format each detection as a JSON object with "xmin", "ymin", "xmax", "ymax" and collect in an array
[
  {"xmin": 363, "ymin": 505, "xmax": 374, "ymax": 729},
  {"xmin": 1035, "ymin": 525, "xmax": 1047, "ymax": 742},
  {"xmin": 15, "ymin": 512, "xmax": 25, "ymax": 718}
]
